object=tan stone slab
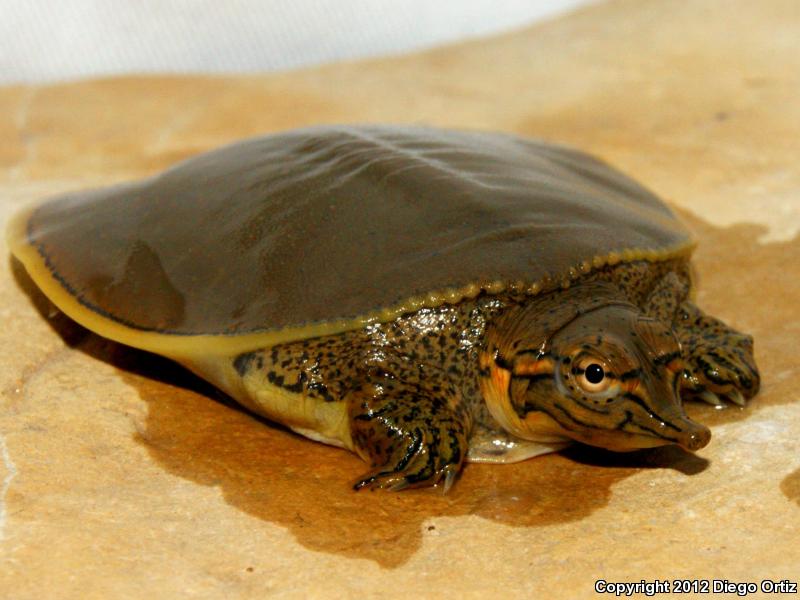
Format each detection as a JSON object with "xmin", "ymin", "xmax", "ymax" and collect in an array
[{"xmin": 1, "ymin": 0, "xmax": 799, "ymax": 598}]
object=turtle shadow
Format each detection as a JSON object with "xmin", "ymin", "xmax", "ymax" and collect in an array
[
  {"xmin": 9, "ymin": 209, "xmax": 799, "ymax": 568},
  {"xmin": 117, "ymin": 348, "xmax": 710, "ymax": 569}
]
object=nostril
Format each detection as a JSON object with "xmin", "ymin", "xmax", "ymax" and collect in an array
[
  {"xmin": 688, "ymin": 433, "xmax": 703, "ymax": 451},
  {"xmin": 679, "ymin": 422, "xmax": 711, "ymax": 451}
]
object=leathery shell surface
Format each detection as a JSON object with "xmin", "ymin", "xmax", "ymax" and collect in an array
[{"xmin": 7, "ymin": 125, "xmax": 692, "ymax": 356}]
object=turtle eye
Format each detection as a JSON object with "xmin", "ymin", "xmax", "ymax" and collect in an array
[{"xmin": 576, "ymin": 359, "xmax": 610, "ymax": 393}]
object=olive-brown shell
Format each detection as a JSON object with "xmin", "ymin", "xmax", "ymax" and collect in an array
[{"xmin": 7, "ymin": 125, "xmax": 692, "ymax": 357}]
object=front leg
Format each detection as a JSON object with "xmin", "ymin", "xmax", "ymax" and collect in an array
[
  {"xmin": 347, "ymin": 368, "xmax": 470, "ymax": 492},
  {"xmin": 643, "ymin": 271, "xmax": 760, "ymax": 406},
  {"xmin": 674, "ymin": 302, "xmax": 760, "ymax": 406}
]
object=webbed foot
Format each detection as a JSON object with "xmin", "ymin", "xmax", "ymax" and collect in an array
[
  {"xmin": 677, "ymin": 303, "xmax": 760, "ymax": 406},
  {"xmin": 353, "ymin": 448, "xmax": 461, "ymax": 493},
  {"xmin": 347, "ymin": 371, "xmax": 469, "ymax": 492}
]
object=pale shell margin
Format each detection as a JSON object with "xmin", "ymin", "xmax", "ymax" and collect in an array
[{"xmin": 7, "ymin": 202, "xmax": 696, "ymax": 360}]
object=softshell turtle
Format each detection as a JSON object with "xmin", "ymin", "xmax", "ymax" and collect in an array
[{"xmin": 7, "ymin": 125, "xmax": 760, "ymax": 491}]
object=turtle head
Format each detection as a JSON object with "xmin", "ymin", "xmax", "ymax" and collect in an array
[{"xmin": 480, "ymin": 287, "xmax": 710, "ymax": 453}]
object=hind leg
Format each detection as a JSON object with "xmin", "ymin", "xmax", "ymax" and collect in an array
[{"xmin": 346, "ymin": 369, "xmax": 470, "ymax": 492}]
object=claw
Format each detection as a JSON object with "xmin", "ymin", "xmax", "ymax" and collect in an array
[
  {"xmin": 441, "ymin": 469, "xmax": 457, "ymax": 495},
  {"xmin": 700, "ymin": 391, "xmax": 724, "ymax": 407},
  {"xmin": 354, "ymin": 471, "xmax": 410, "ymax": 492},
  {"xmin": 387, "ymin": 478, "xmax": 410, "ymax": 492},
  {"xmin": 727, "ymin": 389, "xmax": 746, "ymax": 407},
  {"xmin": 353, "ymin": 475, "xmax": 377, "ymax": 491}
]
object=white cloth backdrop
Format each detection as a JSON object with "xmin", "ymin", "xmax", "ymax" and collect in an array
[{"xmin": 1, "ymin": 0, "xmax": 592, "ymax": 84}]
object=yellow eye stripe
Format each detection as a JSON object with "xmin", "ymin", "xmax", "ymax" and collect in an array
[{"xmin": 512, "ymin": 356, "xmax": 556, "ymax": 377}]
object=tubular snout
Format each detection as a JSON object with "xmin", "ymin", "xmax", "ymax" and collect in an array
[{"xmin": 675, "ymin": 417, "xmax": 711, "ymax": 451}]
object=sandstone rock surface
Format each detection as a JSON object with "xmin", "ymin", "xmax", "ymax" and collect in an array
[{"xmin": 1, "ymin": 1, "xmax": 798, "ymax": 597}]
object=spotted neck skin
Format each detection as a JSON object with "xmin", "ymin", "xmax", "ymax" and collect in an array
[
  {"xmin": 217, "ymin": 256, "xmax": 759, "ymax": 490},
  {"xmin": 226, "ymin": 258, "xmax": 690, "ymax": 446}
]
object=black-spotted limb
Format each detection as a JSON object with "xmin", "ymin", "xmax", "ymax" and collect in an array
[{"xmin": 220, "ymin": 258, "xmax": 759, "ymax": 491}]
